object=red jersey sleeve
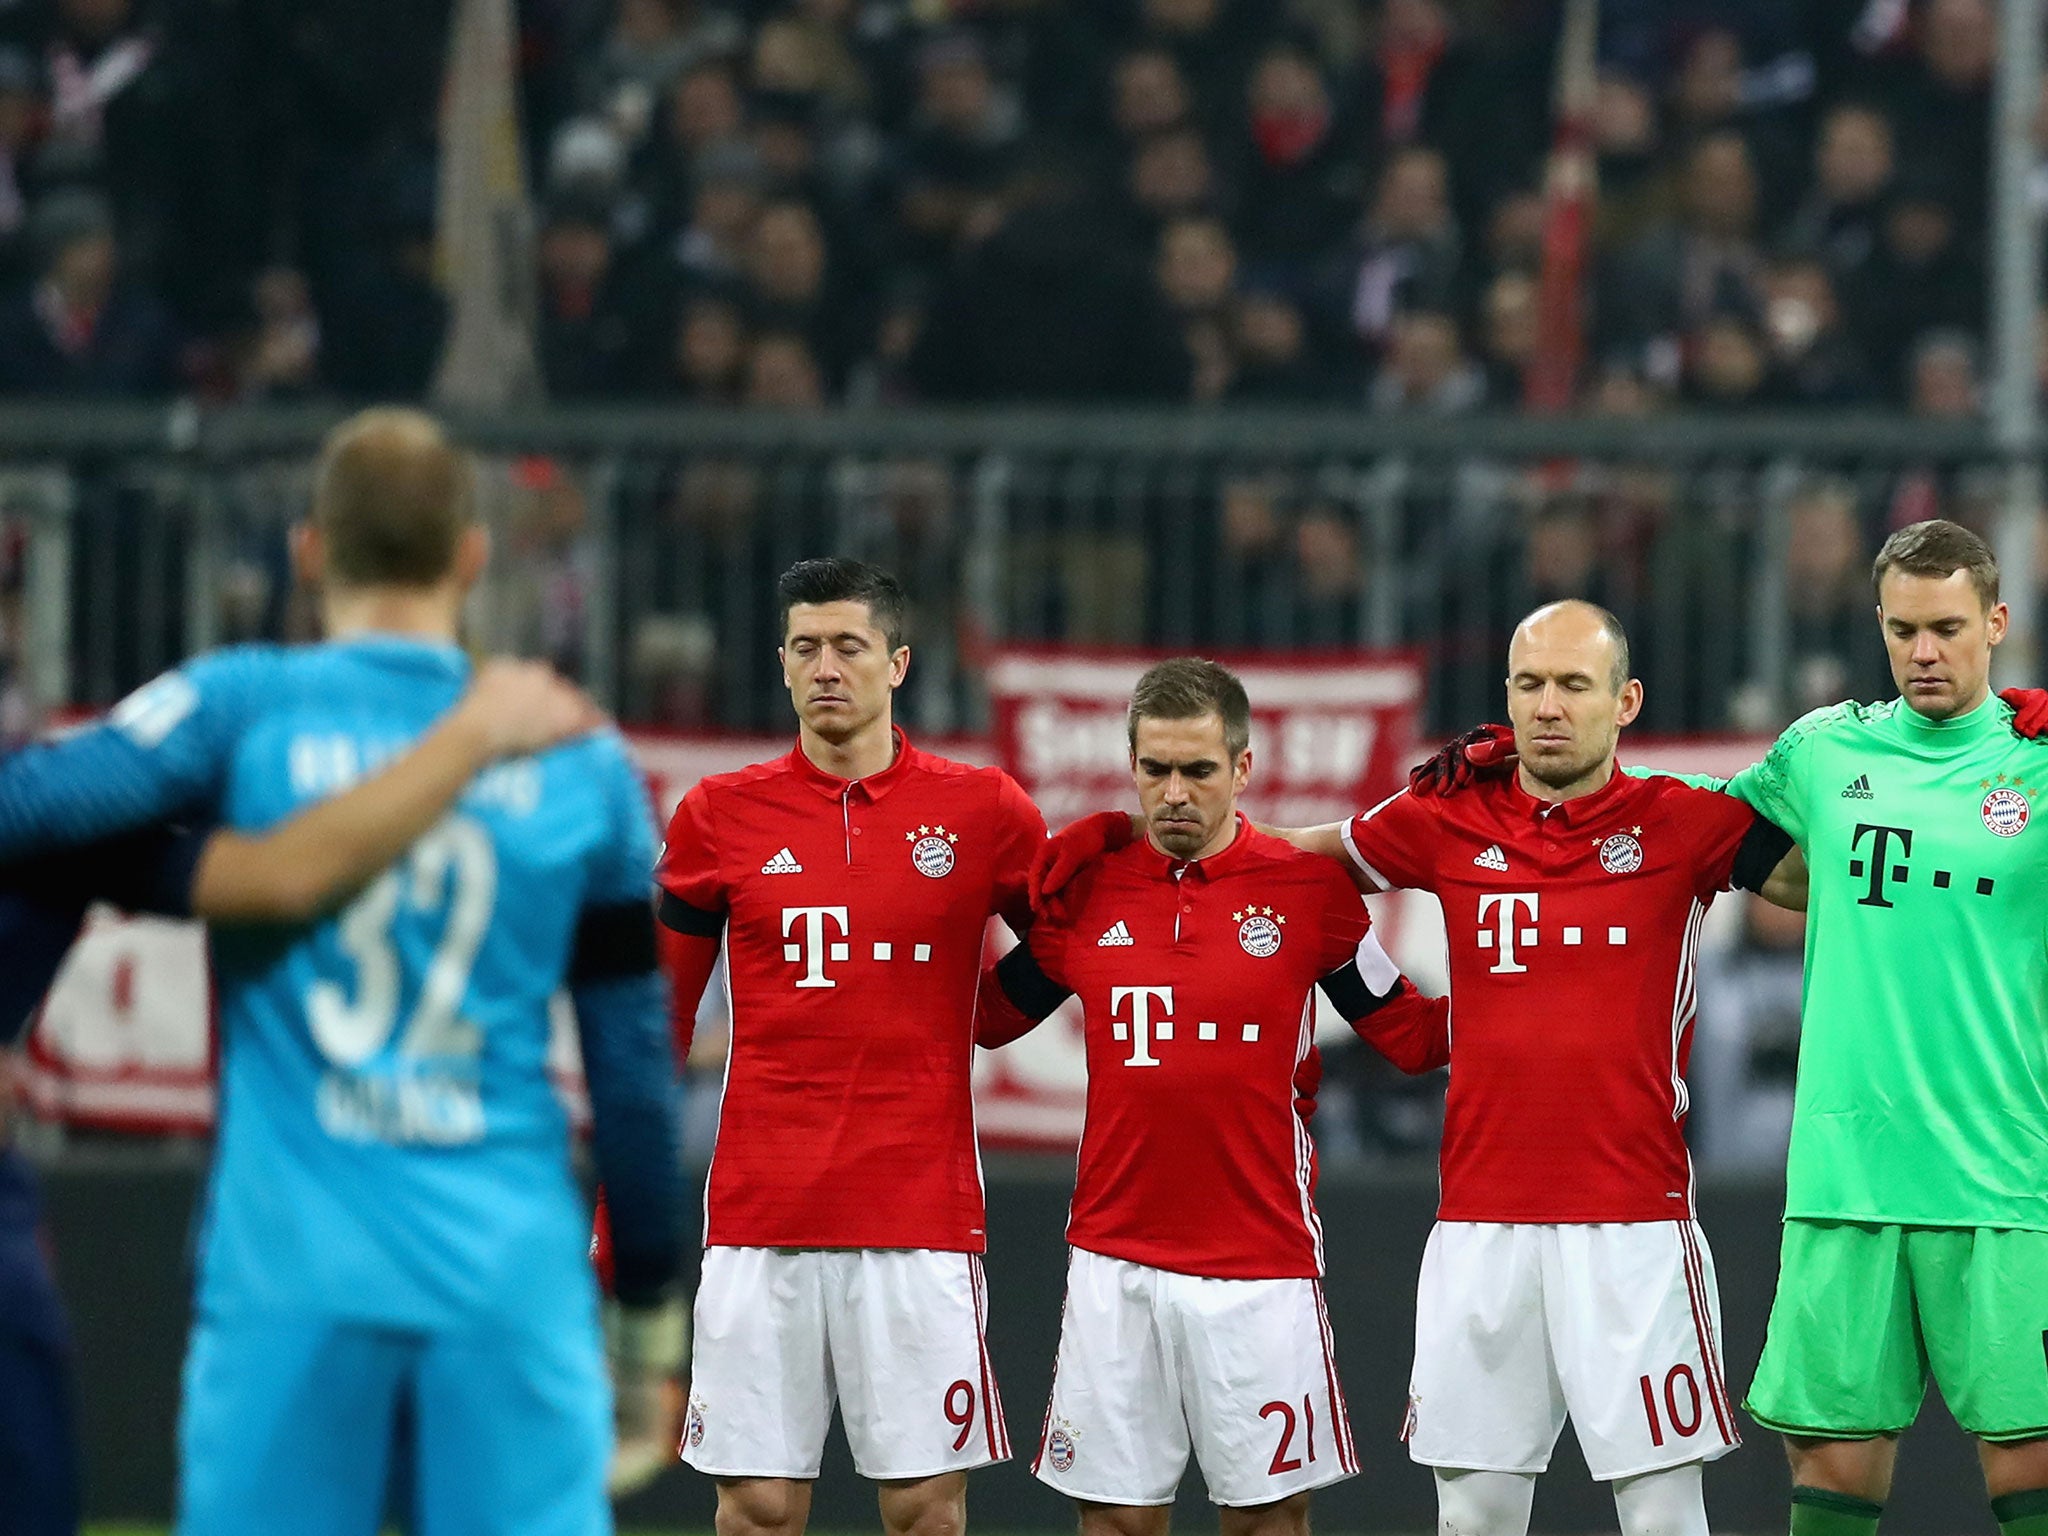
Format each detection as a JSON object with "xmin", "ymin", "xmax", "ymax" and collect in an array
[
  {"xmin": 654, "ymin": 786, "xmax": 727, "ymax": 924},
  {"xmin": 1342, "ymin": 788, "xmax": 1442, "ymax": 892},
  {"xmin": 1311, "ymin": 861, "xmax": 1374, "ymax": 975},
  {"xmin": 989, "ymin": 771, "xmax": 1047, "ymax": 934},
  {"xmin": 1679, "ymin": 785, "xmax": 1764, "ymax": 900}
]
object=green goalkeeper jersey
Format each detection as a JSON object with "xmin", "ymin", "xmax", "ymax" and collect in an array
[{"xmin": 1724, "ymin": 692, "xmax": 2048, "ymax": 1230}]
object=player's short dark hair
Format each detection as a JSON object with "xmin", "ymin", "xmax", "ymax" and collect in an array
[
  {"xmin": 776, "ymin": 558, "xmax": 907, "ymax": 650},
  {"xmin": 1873, "ymin": 519, "xmax": 2000, "ymax": 610},
  {"xmin": 311, "ymin": 408, "xmax": 475, "ymax": 588},
  {"xmin": 1128, "ymin": 657, "xmax": 1251, "ymax": 760}
]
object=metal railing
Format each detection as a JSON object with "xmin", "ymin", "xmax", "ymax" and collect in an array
[{"xmin": 0, "ymin": 403, "xmax": 2016, "ymax": 737}]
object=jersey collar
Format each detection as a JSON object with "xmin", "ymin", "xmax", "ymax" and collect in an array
[
  {"xmin": 1894, "ymin": 690, "xmax": 2002, "ymax": 742},
  {"xmin": 784, "ymin": 725, "xmax": 919, "ymax": 801},
  {"xmin": 1128, "ymin": 811, "xmax": 1255, "ymax": 881},
  {"xmin": 1504, "ymin": 759, "xmax": 1642, "ymax": 828}
]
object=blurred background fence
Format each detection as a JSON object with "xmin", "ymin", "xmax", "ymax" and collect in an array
[{"xmin": 0, "ymin": 404, "xmax": 2020, "ymax": 740}]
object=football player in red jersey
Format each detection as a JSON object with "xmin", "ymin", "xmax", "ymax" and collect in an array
[
  {"xmin": 653, "ymin": 559, "xmax": 1045, "ymax": 1536},
  {"xmin": 1033, "ymin": 607, "xmax": 1806, "ymax": 1536},
  {"xmin": 975, "ymin": 658, "xmax": 1451, "ymax": 1536}
]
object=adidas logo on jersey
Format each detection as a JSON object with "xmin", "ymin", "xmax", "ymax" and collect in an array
[
  {"xmin": 761, "ymin": 848, "xmax": 804, "ymax": 874},
  {"xmin": 1473, "ymin": 844, "xmax": 1509, "ymax": 871},
  {"xmin": 1097, "ymin": 920, "xmax": 1135, "ymax": 947},
  {"xmin": 1840, "ymin": 774, "xmax": 1874, "ymax": 800}
]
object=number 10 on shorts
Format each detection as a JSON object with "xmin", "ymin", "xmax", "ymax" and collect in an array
[{"xmin": 1639, "ymin": 1365, "xmax": 1704, "ymax": 1447}]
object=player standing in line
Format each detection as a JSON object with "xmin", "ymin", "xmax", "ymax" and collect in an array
[
  {"xmin": 974, "ymin": 658, "xmax": 1452, "ymax": 1536},
  {"xmin": 1034, "ymin": 607, "xmax": 1805, "ymax": 1536},
  {"xmin": 1416, "ymin": 527, "xmax": 2048, "ymax": 1536},
  {"xmin": 651, "ymin": 557, "xmax": 1046, "ymax": 1536},
  {"xmin": 0, "ymin": 407, "xmax": 679, "ymax": 1536}
]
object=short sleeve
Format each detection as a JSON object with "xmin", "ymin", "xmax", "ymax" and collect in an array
[
  {"xmin": 585, "ymin": 733, "xmax": 661, "ymax": 907},
  {"xmin": 1724, "ymin": 709, "xmax": 1830, "ymax": 846},
  {"xmin": 1341, "ymin": 788, "xmax": 1441, "ymax": 892},
  {"xmin": 1676, "ymin": 785, "xmax": 1764, "ymax": 900},
  {"xmin": 1312, "ymin": 862, "xmax": 1374, "ymax": 975},
  {"xmin": 989, "ymin": 771, "xmax": 1047, "ymax": 933},
  {"xmin": 654, "ymin": 784, "xmax": 728, "ymax": 932}
]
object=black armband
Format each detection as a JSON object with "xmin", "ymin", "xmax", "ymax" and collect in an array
[
  {"xmin": 570, "ymin": 900, "xmax": 660, "ymax": 983},
  {"xmin": 1730, "ymin": 816, "xmax": 1795, "ymax": 894},
  {"xmin": 657, "ymin": 890, "xmax": 724, "ymax": 938},
  {"xmin": 1318, "ymin": 963, "xmax": 1402, "ymax": 1021},
  {"xmin": 996, "ymin": 943, "xmax": 1071, "ymax": 1022}
]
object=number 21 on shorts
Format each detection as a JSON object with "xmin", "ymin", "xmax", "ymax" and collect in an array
[{"xmin": 1261, "ymin": 1395, "xmax": 1318, "ymax": 1474}]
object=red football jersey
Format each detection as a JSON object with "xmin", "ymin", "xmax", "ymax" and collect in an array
[
  {"xmin": 1018, "ymin": 817, "xmax": 1413, "ymax": 1280},
  {"xmin": 1343, "ymin": 768, "xmax": 1758, "ymax": 1223},
  {"xmin": 655, "ymin": 730, "xmax": 1044, "ymax": 1250}
]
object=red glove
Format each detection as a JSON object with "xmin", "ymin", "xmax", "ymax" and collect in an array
[
  {"xmin": 2001, "ymin": 688, "xmax": 2048, "ymax": 740},
  {"xmin": 1293, "ymin": 1046, "xmax": 1323, "ymax": 1123},
  {"xmin": 1030, "ymin": 810, "xmax": 1136, "ymax": 909},
  {"xmin": 1408, "ymin": 723, "xmax": 1517, "ymax": 797},
  {"xmin": 590, "ymin": 1189, "xmax": 615, "ymax": 1295}
]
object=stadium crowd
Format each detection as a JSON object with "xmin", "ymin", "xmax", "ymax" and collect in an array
[{"xmin": 0, "ymin": 0, "xmax": 2021, "ymax": 414}]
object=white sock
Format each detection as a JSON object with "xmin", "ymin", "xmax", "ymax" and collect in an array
[
  {"xmin": 1434, "ymin": 1468, "xmax": 1536, "ymax": 1536},
  {"xmin": 1613, "ymin": 1461, "xmax": 1709, "ymax": 1536}
]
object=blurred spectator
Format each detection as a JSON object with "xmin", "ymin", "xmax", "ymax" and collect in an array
[
  {"xmin": 1684, "ymin": 312, "xmax": 1769, "ymax": 408},
  {"xmin": 664, "ymin": 294, "xmax": 748, "ymax": 402},
  {"xmin": 497, "ymin": 458, "xmax": 594, "ymax": 680},
  {"xmin": 236, "ymin": 266, "xmax": 321, "ymax": 399},
  {"xmin": 742, "ymin": 330, "xmax": 825, "ymax": 408},
  {"xmin": 1291, "ymin": 504, "xmax": 1366, "ymax": 641},
  {"xmin": 1592, "ymin": 71, "xmax": 1676, "ymax": 254},
  {"xmin": 1606, "ymin": 131, "xmax": 1767, "ymax": 376},
  {"xmin": 894, "ymin": 32, "xmax": 1021, "ymax": 267},
  {"xmin": 580, "ymin": 0, "xmax": 744, "ymax": 153},
  {"xmin": 1876, "ymin": 0, "xmax": 1993, "ymax": 227},
  {"xmin": 1231, "ymin": 42, "xmax": 1360, "ymax": 267},
  {"xmin": 1108, "ymin": 47, "xmax": 1193, "ymax": 145},
  {"xmin": 1782, "ymin": 479, "xmax": 1888, "ymax": 710},
  {"xmin": 1692, "ymin": 898, "xmax": 1803, "ymax": 1171},
  {"xmin": 1350, "ymin": 0, "xmax": 1512, "ymax": 233},
  {"xmin": 1907, "ymin": 328, "xmax": 1980, "ymax": 419},
  {"xmin": 0, "ymin": 49, "xmax": 42, "ymax": 291},
  {"xmin": 672, "ymin": 142, "xmax": 762, "ymax": 287},
  {"xmin": 0, "ymin": 188, "xmax": 174, "ymax": 393},
  {"xmin": 1846, "ymin": 162, "xmax": 1983, "ymax": 395},
  {"xmin": 1121, "ymin": 125, "xmax": 1221, "ymax": 253},
  {"xmin": 1760, "ymin": 254, "xmax": 1869, "ymax": 403},
  {"xmin": 1781, "ymin": 102, "xmax": 1894, "ymax": 282},
  {"xmin": 1228, "ymin": 287, "xmax": 1322, "ymax": 401},
  {"xmin": 1316, "ymin": 144, "xmax": 1460, "ymax": 377},
  {"xmin": 536, "ymin": 199, "xmax": 651, "ymax": 398},
  {"xmin": 1477, "ymin": 269, "xmax": 1538, "ymax": 403},
  {"xmin": 743, "ymin": 198, "xmax": 864, "ymax": 389},
  {"xmin": 1156, "ymin": 215, "xmax": 1238, "ymax": 402},
  {"xmin": 39, "ymin": 0, "xmax": 166, "ymax": 252},
  {"xmin": 1369, "ymin": 307, "xmax": 1482, "ymax": 413}
]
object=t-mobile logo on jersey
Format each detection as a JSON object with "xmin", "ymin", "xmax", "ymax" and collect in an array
[
  {"xmin": 1108, "ymin": 986, "xmax": 1261, "ymax": 1067},
  {"xmin": 1477, "ymin": 891, "xmax": 1627, "ymax": 974},
  {"xmin": 779, "ymin": 906, "xmax": 935, "ymax": 987}
]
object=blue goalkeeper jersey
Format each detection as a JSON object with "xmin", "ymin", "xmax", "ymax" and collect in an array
[{"xmin": 0, "ymin": 636, "xmax": 659, "ymax": 1329}]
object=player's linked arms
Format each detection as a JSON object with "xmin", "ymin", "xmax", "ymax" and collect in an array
[
  {"xmin": 1756, "ymin": 843, "xmax": 1808, "ymax": 912},
  {"xmin": 192, "ymin": 659, "xmax": 604, "ymax": 923}
]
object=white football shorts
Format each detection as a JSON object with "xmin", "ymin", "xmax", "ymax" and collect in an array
[
  {"xmin": 682, "ymin": 1246, "xmax": 1010, "ymax": 1481},
  {"xmin": 1404, "ymin": 1220, "xmax": 1739, "ymax": 1481},
  {"xmin": 1032, "ymin": 1246, "xmax": 1358, "ymax": 1508}
]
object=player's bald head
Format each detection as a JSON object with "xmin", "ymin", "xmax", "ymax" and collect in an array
[
  {"xmin": 311, "ymin": 407, "xmax": 476, "ymax": 588},
  {"xmin": 1509, "ymin": 601, "xmax": 1632, "ymax": 694}
]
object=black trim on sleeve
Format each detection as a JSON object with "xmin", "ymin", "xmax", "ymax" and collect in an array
[
  {"xmin": 996, "ymin": 943, "xmax": 1072, "ymax": 1022},
  {"xmin": 1730, "ymin": 815, "xmax": 1795, "ymax": 894},
  {"xmin": 570, "ymin": 900, "xmax": 660, "ymax": 983},
  {"xmin": 1318, "ymin": 961, "xmax": 1397, "ymax": 1023},
  {"xmin": 657, "ymin": 889, "xmax": 725, "ymax": 938}
]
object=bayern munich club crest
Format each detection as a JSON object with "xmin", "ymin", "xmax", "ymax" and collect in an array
[
  {"xmin": 907, "ymin": 823, "xmax": 959, "ymax": 877},
  {"xmin": 1234, "ymin": 907, "xmax": 1285, "ymax": 957},
  {"xmin": 1046, "ymin": 1420, "xmax": 1078, "ymax": 1473},
  {"xmin": 1982, "ymin": 786, "xmax": 2031, "ymax": 837},
  {"xmin": 1598, "ymin": 832, "xmax": 1644, "ymax": 874},
  {"xmin": 684, "ymin": 1397, "xmax": 706, "ymax": 1449}
]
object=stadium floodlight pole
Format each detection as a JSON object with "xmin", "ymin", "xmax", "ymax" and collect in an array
[{"xmin": 1990, "ymin": 0, "xmax": 2043, "ymax": 684}]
